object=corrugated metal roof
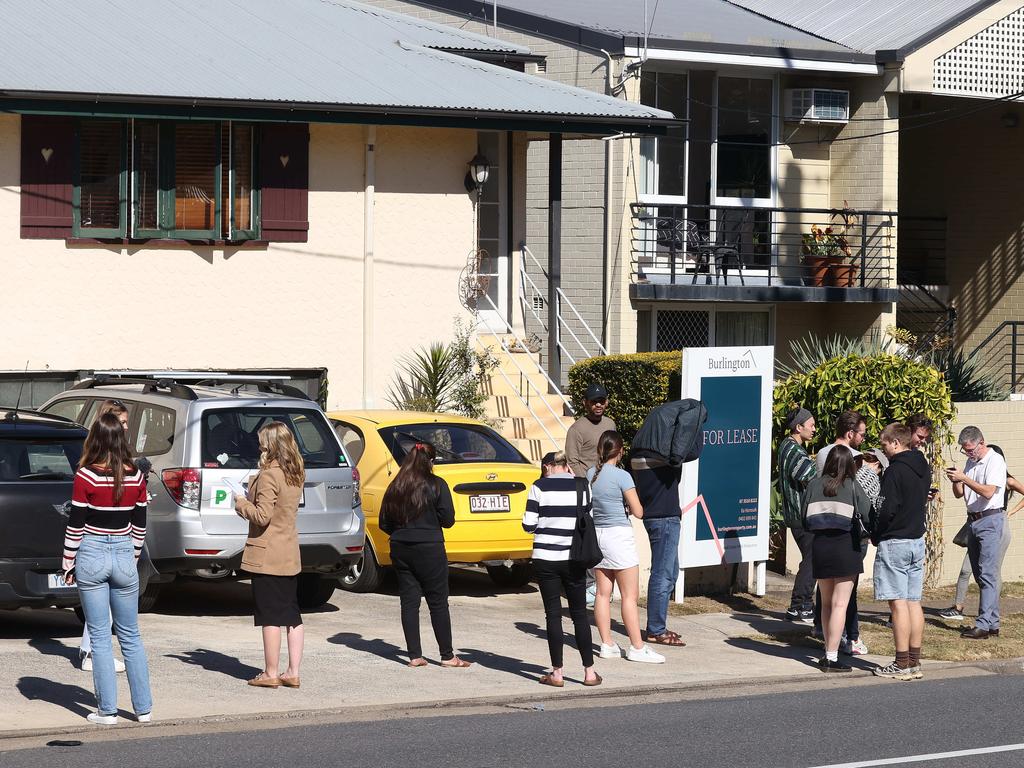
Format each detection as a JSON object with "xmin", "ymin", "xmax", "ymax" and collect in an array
[
  {"xmin": 0, "ymin": 0, "xmax": 672, "ymax": 123},
  {"xmin": 725, "ymin": 0, "xmax": 999, "ymax": 54},
  {"xmin": 456, "ymin": 0, "xmax": 856, "ymax": 54}
]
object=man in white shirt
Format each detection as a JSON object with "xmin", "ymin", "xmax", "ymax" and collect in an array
[
  {"xmin": 946, "ymin": 426, "xmax": 1008, "ymax": 639},
  {"xmin": 815, "ymin": 410, "xmax": 867, "ymax": 473}
]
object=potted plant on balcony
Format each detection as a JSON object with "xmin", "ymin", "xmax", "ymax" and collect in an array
[{"xmin": 801, "ymin": 205, "xmax": 857, "ymax": 287}]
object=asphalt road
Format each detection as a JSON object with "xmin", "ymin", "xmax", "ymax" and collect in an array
[{"xmin": 5, "ymin": 670, "xmax": 1024, "ymax": 768}]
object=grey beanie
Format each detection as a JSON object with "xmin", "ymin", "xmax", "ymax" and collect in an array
[{"xmin": 787, "ymin": 407, "xmax": 813, "ymax": 430}]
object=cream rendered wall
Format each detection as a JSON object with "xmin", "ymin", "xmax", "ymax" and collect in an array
[{"xmin": 0, "ymin": 115, "xmax": 475, "ymax": 408}]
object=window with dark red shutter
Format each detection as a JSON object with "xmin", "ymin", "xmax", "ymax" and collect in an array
[
  {"xmin": 20, "ymin": 116, "xmax": 286, "ymax": 243},
  {"xmin": 259, "ymin": 123, "xmax": 309, "ymax": 243},
  {"xmin": 20, "ymin": 116, "xmax": 74, "ymax": 239}
]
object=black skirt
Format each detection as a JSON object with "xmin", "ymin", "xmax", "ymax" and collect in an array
[
  {"xmin": 251, "ymin": 573, "xmax": 302, "ymax": 627},
  {"xmin": 811, "ymin": 529, "xmax": 864, "ymax": 579}
]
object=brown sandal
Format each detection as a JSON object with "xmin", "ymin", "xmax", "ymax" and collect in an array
[
  {"xmin": 538, "ymin": 673, "xmax": 564, "ymax": 688},
  {"xmin": 646, "ymin": 632, "xmax": 686, "ymax": 647},
  {"xmin": 279, "ymin": 676, "xmax": 300, "ymax": 688},
  {"xmin": 582, "ymin": 673, "xmax": 603, "ymax": 687},
  {"xmin": 408, "ymin": 658, "xmax": 428, "ymax": 668},
  {"xmin": 440, "ymin": 657, "xmax": 472, "ymax": 668},
  {"xmin": 247, "ymin": 675, "xmax": 281, "ymax": 688}
]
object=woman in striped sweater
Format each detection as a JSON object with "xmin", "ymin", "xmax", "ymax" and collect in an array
[
  {"xmin": 62, "ymin": 413, "xmax": 152, "ymax": 725},
  {"xmin": 523, "ymin": 451, "xmax": 601, "ymax": 687}
]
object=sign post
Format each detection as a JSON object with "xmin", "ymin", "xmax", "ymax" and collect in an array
[{"xmin": 675, "ymin": 346, "xmax": 774, "ymax": 601}]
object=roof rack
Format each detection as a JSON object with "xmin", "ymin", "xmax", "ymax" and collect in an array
[
  {"xmin": 76, "ymin": 372, "xmax": 313, "ymax": 402},
  {"xmin": 71, "ymin": 376, "xmax": 199, "ymax": 401},
  {"xmin": 194, "ymin": 379, "xmax": 312, "ymax": 401}
]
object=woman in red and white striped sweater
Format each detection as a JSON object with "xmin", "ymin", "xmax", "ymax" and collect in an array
[{"xmin": 62, "ymin": 413, "xmax": 152, "ymax": 725}]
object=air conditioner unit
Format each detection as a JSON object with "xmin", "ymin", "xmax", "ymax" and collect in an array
[{"xmin": 784, "ymin": 88, "xmax": 850, "ymax": 123}]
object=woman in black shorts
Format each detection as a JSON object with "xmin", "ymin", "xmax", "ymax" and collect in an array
[{"xmin": 802, "ymin": 448, "xmax": 871, "ymax": 673}]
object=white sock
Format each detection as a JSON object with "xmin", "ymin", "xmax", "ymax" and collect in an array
[{"xmin": 826, "ymin": 650, "xmax": 839, "ymax": 662}]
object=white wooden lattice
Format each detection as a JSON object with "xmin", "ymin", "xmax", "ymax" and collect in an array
[{"xmin": 933, "ymin": 7, "xmax": 1024, "ymax": 98}]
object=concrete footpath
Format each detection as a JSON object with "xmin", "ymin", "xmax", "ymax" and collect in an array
[{"xmin": 0, "ymin": 568, "xmax": 975, "ymax": 737}]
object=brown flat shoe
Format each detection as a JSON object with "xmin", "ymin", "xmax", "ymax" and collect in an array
[
  {"xmin": 279, "ymin": 676, "xmax": 300, "ymax": 688},
  {"xmin": 583, "ymin": 673, "xmax": 603, "ymax": 687},
  {"xmin": 247, "ymin": 675, "xmax": 281, "ymax": 688},
  {"xmin": 538, "ymin": 673, "xmax": 564, "ymax": 688},
  {"xmin": 440, "ymin": 657, "xmax": 472, "ymax": 668},
  {"xmin": 646, "ymin": 632, "xmax": 686, "ymax": 647}
]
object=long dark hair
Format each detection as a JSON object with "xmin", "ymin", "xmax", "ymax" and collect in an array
[
  {"xmin": 822, "ymin": 447, "xmax": 857, "ymax": 498},
  {"xmin": 591, "ymin": 430, "xmax": 623, "ymax": 485},
  {"xmin": 79, "ymin": 412, "xmax": 136, "ymax": 503},
  {"xmin": 380, "ymin": 442, "xmax": 437, "ymax": 528}
]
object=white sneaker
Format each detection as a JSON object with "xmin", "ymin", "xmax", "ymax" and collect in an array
[
  {"xmin": 625, "ymin": 644, "xmax": 666, "ymax": 664},
  {"xmin": 80, "ymin": 651, "xmax": 127, "ymax": 673},
  {"xmin": 598, "ymin": 643, "xmax": 622, "ymax": 659},
  {"xmin": 848, "ymin": 638, "xmax": 869, "ymax": 656},
  {"xmin": 137, "ymin": 713, "xmax": 152, "ymax": 723},
  {"xmin": 87, "ymin": 712, "xmax": 118, "ymax": 726}
]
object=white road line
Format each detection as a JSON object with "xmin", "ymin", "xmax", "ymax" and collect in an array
[{"xmin": 808, "ymin": 743, "xmax": 1024, "ymax": 768}]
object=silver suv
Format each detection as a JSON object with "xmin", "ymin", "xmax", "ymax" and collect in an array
[{"xmin": 40, "ymin": 375, "xmax": 364, "ymax": 611}]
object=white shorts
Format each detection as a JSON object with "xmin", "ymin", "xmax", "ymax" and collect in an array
[{"xmin": 595, "ymin": 526, "xmax": 640, "ymax": 570}]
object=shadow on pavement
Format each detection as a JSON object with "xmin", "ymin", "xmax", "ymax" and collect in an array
[
  {"xmin": 724, "ymin": 636, "xmax": 823, "ymax": 669},
  {"xmin": 28, "ymin": 638, "xmax": 80, "ymax": 668},
  {"xmin": 16, "ymin": 676, "xmax": 99, "ymax": 719},
  {"xmin": 0, "ymin": 608, "xmax": 82, "ymax": 640},
  {"xmin": 151, "ymin": 579, "xmax": 338, "ymax": 618},
  {"xmin": 327, "ymin": 632, "xmax": 407, "ymax": 665},
  {"xmin": 164, "ymin": 648, "xmax": 262, "ymax": 680},
  {"xmin": 457, "ymin": 647, "xmax": 549, "ymax": 680},
  {"xmin": 374, "ymin": 566, "xmax": 537, "ymax": 600}
]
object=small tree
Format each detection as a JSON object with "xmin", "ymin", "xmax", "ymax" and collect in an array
[{"xmin": 386, "ymin": 318, "xmax": 497, "ymax": 422}]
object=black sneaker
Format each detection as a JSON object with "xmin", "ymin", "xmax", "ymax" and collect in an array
[
  {"xmin": 938, "ymin": 606, "xmax": 965, "ymax": 621},
  {"xmin": 785, "ymin": 608, "xmax": 802, "ymax": 621},
  {"xmin": 818, "ymin": 657, "xmax": 852, "ymax": 673},
  {"xmin": 798, "ymin": 610, "xmax": 815, "ymax": 625}
]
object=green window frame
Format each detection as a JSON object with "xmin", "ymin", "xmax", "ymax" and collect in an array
[
  {"xmin": 72, "ymin": 119, "xmax": 129, "ymax": 238},
  {"xmin": 72, "ymin": 118, "xmax": 259, "ymax": 241}
]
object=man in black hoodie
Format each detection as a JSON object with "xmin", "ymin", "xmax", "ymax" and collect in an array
[{"xmin": 871, "ymin": 422, "xmax": 932, "ymax": 681}]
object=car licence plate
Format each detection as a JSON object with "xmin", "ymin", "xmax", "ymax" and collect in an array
[
  {"xmin": 470, "ymin": 494, "xmax": 510, "ymax": 513},
  {"xmin": 47, "ymin": 573, "xmax": 75, "ymax": 590}
]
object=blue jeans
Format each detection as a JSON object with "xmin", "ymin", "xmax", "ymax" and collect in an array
[
  {"xmin": 873, "ymin": 537, "xmax": 925, "ymax": 602},
  {"xmin": 967, "ymin": 512, "xmax": 1006, "ymax": 631},
  {"xmin": 643, "ymin": 516, "xmax": 681, "ymax": 636},
  {"xmin": 77, "ymin": 535, "xmax": 152, "ymax": 717}
]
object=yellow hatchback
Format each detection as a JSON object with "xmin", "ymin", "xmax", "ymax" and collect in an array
[{"xmin": 328, "ymin": 410, "xmax": 539, "ymax": 592}]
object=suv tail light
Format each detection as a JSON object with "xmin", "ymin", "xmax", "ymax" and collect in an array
[
  {"xmin": 351, "ymin": 467, "xmax": 361, "ymax": 508},
  {"xmin": 162, "ymin": 468, "xmax": 202, "ymax": 510}
]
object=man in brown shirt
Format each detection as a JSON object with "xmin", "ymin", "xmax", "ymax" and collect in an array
[{"xmin": 565, "ymin": 383, "xmax": 616, "ymax": 478}]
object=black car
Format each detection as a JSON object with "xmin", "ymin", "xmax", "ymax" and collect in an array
[{"xmin": 0, "ymin": 409, "xmax": 86, "ymax": 610}]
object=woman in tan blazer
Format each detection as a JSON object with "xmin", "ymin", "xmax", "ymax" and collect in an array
[{"xmin": 235, "ymin": 421, "xmax": 305, "ymax": 689}]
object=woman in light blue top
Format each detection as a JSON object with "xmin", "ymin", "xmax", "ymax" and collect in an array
[{"xmin": 587, "ymin": 431, "xmax": 664, "ymax": 664}]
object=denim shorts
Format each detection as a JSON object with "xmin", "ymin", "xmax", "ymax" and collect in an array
[{"xmin": 873, "ymin": 536, "xmax": 926, "ymax": 601}]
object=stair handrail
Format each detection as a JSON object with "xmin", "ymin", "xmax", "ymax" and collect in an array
[
  {"xmin": 556, "ymin": 287, "xmax": 608, "ymax": 357},
  {"xmin": 519, "ymin": 246, "xmax": 548, "ymax": 331},
  {"xmin": 522, "ymin": 243, "xmax": 608, "ymax": 361}
]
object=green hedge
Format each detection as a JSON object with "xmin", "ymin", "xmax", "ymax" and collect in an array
[{"xmin": 567, "ymin": 352, "xmax": 681, "ymax": 445}]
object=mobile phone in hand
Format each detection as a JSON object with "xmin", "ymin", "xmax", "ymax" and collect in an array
[{"xmin": 64, "ymin": 568, "xmax": 76, "ymax": 586}]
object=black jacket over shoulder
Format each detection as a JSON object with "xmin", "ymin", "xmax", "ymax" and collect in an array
[
  {"xmin": 630, "ymin": 399, "xmax": 708, "ymax": 466},
  {"xmin": 379, "ymin": 476, "xmax": 456, "ymax": 544},
  {"xmin": 873, "ymin": 449, "xmax": 931, "ymax": 542}
]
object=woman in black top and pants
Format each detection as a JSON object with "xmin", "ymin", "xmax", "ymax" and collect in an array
[{"xmin": 380, "ymin": 442, "xmax": 471, "ymax": 668}]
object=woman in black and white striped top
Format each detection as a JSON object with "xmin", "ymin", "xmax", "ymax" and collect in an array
[
  {"xmin": 523, "ymin": 451, "xmax": 601, "ymax": 687},
  {"xmin": 63, "ymin": 413, "xmax": 152, "ymax": 726}
]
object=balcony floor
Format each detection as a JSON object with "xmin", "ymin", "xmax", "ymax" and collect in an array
[{"xmin": 631, "ymin": 273, "xmax": 898, "ymax": 303}]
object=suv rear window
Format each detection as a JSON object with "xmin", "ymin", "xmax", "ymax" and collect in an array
[
  {"xmin": 0, "ymin": 439, "xmax": 82, "ymax": 482},
  {"xmin": 379, "ymin": 423, "xmax": 527, "ymax": 465},
  {"xmin": 201, "ymin": 408, "xmax": 347, "ymax": 470}
]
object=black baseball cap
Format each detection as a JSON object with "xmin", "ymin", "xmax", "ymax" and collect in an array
[
  {"xmin": 584, "ymin": 383, "xmax": 608, "ymax": 401},
  {"xmin": 540, "ymin": 452, "xmax": 557, "ymax": 466}
]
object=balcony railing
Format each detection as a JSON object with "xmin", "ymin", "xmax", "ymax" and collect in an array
[{"xmin": 630, "ymin": 202, "xmax": 896, "ymax": 292}]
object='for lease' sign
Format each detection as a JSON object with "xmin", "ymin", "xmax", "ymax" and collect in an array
[{"xmin": 679, "ymin": 346, "xmax": 773, "ymax": 568}]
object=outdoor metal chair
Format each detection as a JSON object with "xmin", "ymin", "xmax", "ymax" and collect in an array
[{"xmin": 714, "ymin": 208, "xmax": 752, "ymax": 286}]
